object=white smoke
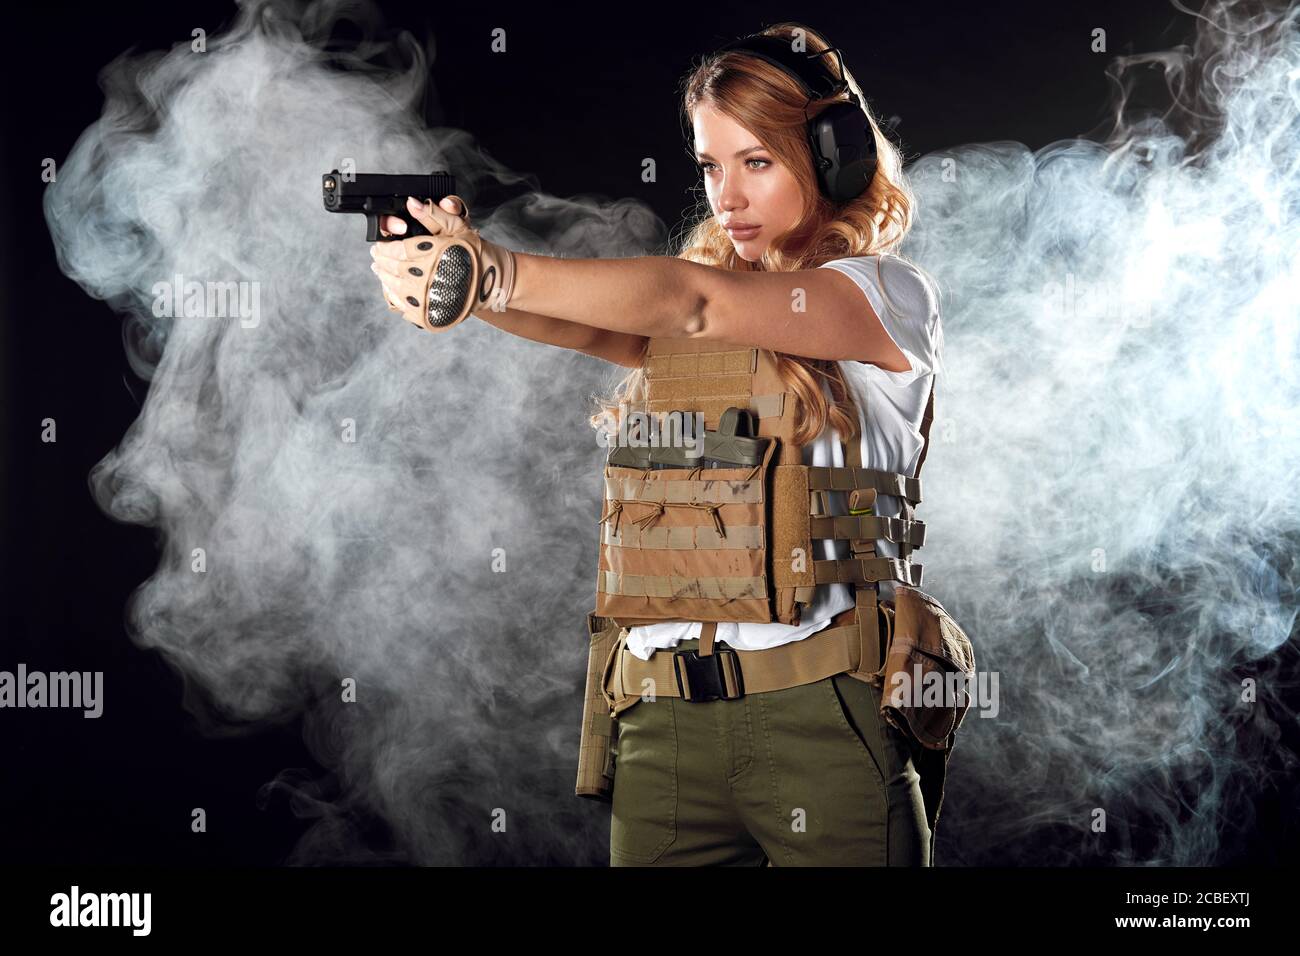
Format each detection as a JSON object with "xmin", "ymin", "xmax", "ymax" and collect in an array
[
  {"xmin": 45, "ymin": 0, "xmax": 663, "ymax": 864},
  {"xmin": 904, "ymin": 0, "xmax": 1300, "ymax": 864},
  {"xmin": 43, "ymin": 0, "xmax": 1299, "ymax": 865}
]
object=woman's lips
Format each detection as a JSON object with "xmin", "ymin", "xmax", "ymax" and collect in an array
[{"xmin": 726, "ymin": 225, "xmax": 760, "ymax": 240}]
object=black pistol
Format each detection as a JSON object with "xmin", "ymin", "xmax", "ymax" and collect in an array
[{"xmin": 322, "ymin": 169, "xmax": 457, "ymax": 241}]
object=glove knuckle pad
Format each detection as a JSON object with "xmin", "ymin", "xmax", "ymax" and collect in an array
[{"xmin": 425, "ymin": 243, "xmax": 474, "ymax": 328}]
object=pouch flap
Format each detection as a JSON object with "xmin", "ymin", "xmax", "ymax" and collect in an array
[{"xmin": 880, "ymin": 585, "xmax": 976, "ymax": 750}]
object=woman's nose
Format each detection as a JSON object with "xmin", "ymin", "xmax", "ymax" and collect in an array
[
  {"xmin": 711, "ymin": 170, "xmax": 741, "ymax": 209},
  {"xmin": 719, "ymin": 185, "xmax": 746, "ymax": 212}
]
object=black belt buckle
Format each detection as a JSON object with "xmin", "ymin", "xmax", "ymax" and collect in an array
[{"xmin": 673, "ymin": 646, "xmax": 744, "ymax": 702}]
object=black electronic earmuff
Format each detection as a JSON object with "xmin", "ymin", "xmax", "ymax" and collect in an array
[{"xmin": 706, "ymin": 32, "xmax": 878, "ymax": 203}]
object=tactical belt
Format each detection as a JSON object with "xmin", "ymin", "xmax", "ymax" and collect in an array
[{"xmin": 598, "ymin": 594, "xmax": 893, "ymax": 716}]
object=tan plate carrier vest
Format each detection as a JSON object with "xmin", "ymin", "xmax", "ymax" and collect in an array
[
  {"xmin": 577, "ymin": 336, "xmax": 973, "ymax": 853},
  {"xmin": 596, "ymin": 336, "xmax": 929, "ymax": 627}
]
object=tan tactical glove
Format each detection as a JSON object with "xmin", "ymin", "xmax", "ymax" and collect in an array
[
  {"xmin": 376, "ymin": 196, "xmax": 474, "ymax": 316},
  {"xmin": 370, "ymin": 195, "xmax": 516, "ymax": 333}
]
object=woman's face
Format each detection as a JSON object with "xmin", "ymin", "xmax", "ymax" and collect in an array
[{"xmin": 692, "ymin": 104, "xmax": 804, "ymax": 262}]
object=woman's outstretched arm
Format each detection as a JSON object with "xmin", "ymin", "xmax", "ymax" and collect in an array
[
  {"xmin": 377, "ymin": 199, "xmax": 905, "ymax": 369},
  {"xmin": 508, "ymin": 253, "xmax": 910, "ymax": 370},
  {"xmin": 473, "ymin": 303, "xmax": 648, "ymax": 367},
  {"xmin": 508, "ymin": 253, "xmax": 704, "ymax": 341}
]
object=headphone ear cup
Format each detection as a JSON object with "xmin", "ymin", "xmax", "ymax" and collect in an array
[{"xmin": 810, "ymin": 102, "xmax": 878, "ymax": 203}]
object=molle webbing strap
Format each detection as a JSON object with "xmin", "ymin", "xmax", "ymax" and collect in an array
[
  {"xmin": 645, "ymin": 347, "xmax": 757, "ymax": 378},
  {"xmin": 598, "ymin": 570, "xmax": 766, "ymax": 600},
  {"xmin": 813, "ymin": 556, "xmax": 923, "ymax": 587},
  {"xmin": 808, "ymin": 467, "xmax": 922, "ymax": 503},
  {"xmin": 603, "ymin": 472, "xmax": 763, "ymax": 505},
  {"xmin": 599, "ymin": 596, "xmax": 772, "ymax": 625},
  {"xmin": 646, "ymin": 374, "xmax": 753, "ymax": 401},
  {"xmin": 602, "ymin": 522, "xmax": 765, "ymax": 551},
  {"xmin": 809, "ymin": 514, "xmax": 926, "ymax": 546},
  {"xmin": 637, "ymin": 343, "xmax": 762, "ymax": 431},
  {"xmin": 645, "ymin": 338, "xmax": 755, "ymax": 358},
  {"xmin": 644, "ymin": 392, "xmax": 786, "ymax": 423}
]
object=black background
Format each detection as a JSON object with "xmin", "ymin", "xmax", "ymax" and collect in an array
[{"xmin": 1, "ymin": 0, "xmax": 1265, "ymax": 867}]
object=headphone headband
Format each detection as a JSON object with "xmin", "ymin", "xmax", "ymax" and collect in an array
[{"xmin": 712, "ymin": 34, "xmax": 855, "ymax": 107}]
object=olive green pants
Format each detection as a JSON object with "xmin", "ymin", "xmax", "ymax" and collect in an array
[{"xmin": 609, "ymin": 638, "xmax": 934, "ymax": 866}]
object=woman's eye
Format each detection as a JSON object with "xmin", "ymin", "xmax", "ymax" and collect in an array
[{"xmin": 697, "ymin": 159, "xmax": 770, "ymax": 174}]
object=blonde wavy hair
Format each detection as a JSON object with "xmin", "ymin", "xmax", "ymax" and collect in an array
[{"xmin": 590, "ymin": 21, "xmax": 922, "ymax": 447}]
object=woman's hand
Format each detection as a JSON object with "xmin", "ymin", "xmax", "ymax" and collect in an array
[
  {"xmin": 369, "ymin": 193, "xmax": 517, "ymax": 333},
  {"xmin": 378, "ymin": 194, "xmax": 470, "ymax": 239},
  {"xmin": 371, "ymin": 195, "xmax": 470, "ymax": 318}
]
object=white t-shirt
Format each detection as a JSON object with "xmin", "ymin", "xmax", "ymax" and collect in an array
[{"xmin": 625, "ymin": 253, "xmax": 943, "ymax": 661}]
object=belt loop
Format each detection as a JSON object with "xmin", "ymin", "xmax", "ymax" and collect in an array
[
  {"xmin": 699, "ymin": 621, "xmax": 718, "ymax": 657},
  {"xmin": 600, "ymin": 627, "xmax": 629, "ymax": 714}
]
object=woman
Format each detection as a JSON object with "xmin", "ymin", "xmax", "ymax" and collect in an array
[{"xmin": 370, "ymin": 22, "xmax": 948, "ymax": 866}]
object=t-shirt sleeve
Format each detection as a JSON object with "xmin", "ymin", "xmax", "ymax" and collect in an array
[{"xmin": 818, "ymin": 254, "xmax": 939, "ymax": 388}]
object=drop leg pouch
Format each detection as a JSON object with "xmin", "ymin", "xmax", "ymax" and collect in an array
[
  {"xmin": 878, "ymin": 586, "xmax": 976, "ymax": 849},
  {"xmin": 575, "ymin": 612, "xmax": 623, "ymax": 801}
]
